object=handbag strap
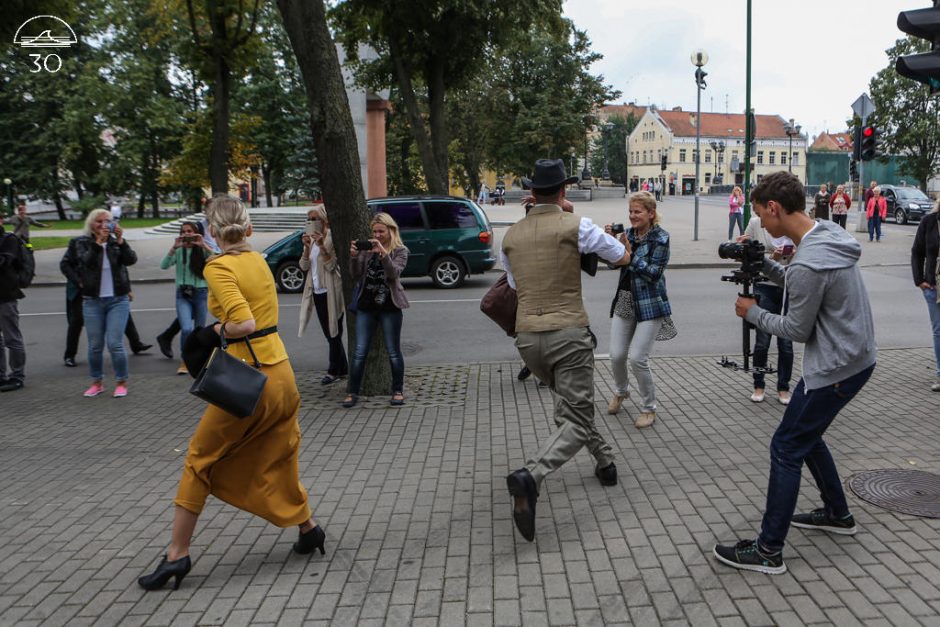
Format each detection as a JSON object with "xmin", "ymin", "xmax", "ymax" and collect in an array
[{"xmin": 220, "ymin": 326, "xmax": 262, "ymax": 368}]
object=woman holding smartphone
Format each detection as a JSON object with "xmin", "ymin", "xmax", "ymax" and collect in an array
[
  {"xmin": 161, "ymin": 221, "xmax": 216, "ymax": 375},
  {"xmin": 60, "ymin": 209, "xmax": 137, "ymax": 397},
  {"xmin": 342, "ymin": 212, "xmax": 409, "ymax": 408},
  {"xmin": 740, "ymin": 211, "xmax": 795, "ymax": 404},
  {"xmin": 299, "ymin": 205, "xmax": 347, "ymax": 384}
]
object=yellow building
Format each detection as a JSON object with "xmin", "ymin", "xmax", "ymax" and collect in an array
[{"xmin": 626, "ymin": 107, "xmax": 807, "ymax": 194}]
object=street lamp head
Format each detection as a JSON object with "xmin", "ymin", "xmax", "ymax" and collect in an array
[
  {"xmin": 2, "ymin": 178, "xmax": 10, "ymax": 186},
  {"xmin": 795, "ymin": 125, "xmax": 802, "ymax": 135},
  {"xmin": 690, "ymin": 49, "xmax": 708, "ymax": 67}
]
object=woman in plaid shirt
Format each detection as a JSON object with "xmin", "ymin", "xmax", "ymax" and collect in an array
[{"xmin": 604, "ymin": 191, "xmax": 674, "ymax": 429}]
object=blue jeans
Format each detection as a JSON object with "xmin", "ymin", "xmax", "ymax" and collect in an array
[
  {"xmin": 176, "ymin": 287, "xmax": 209, "ymax": 353},
  {"xmin": 758, "ymin": 364, "xmax": 875, "ymax": 553},
  {"xmin": 867, "ymin": 215, "xmax": 882, "ymax": 241},
  {"xmin": 753, "ymin": 283, "xmax": 793, "ymax": 392},
  {"xmin": 728, "ymin": 213, "xmax": 744, "ymax": 240},
  {"xmin": 83, "ymin": 295, "xmax": 130, "ymax": 381},
  {"xmin": 923, "ymin": 287, "xmax": 940, "ymax": 377},
  {"xmin": 348, "ymin": 309, "xmax": 404, "ymax": 395}
]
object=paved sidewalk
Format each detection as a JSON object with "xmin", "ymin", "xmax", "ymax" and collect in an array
[{"xmin": 1, "ymin": 348, "xmax": 938, "ymax": 625}]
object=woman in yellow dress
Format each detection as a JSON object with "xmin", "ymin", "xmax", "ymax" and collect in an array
[{"xmin": 138, "ymin": 196, "xmax": 324, "ymax": 591}]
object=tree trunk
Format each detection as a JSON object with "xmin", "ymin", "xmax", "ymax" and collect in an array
[
  {"xmin": 137, "ymin": 194, "xmax": 146, "ymax": 218},
  {"xmin": 263, "ymin": 163, "xmax": 274, "ymax": 208},
  {"xmin": 209, "ymin": 57, "xmax": 231, "ymax": 195},
  {"xmin": 427, "ymin": 57, "xmax": 449, "ymax": 192},
  {"xmin": 276, "ymin": 0, "xmax": 391, "ymax": 395},
  {"xmin": 388, "ymin": 37, "xmax": 446, "ymax": 194}
]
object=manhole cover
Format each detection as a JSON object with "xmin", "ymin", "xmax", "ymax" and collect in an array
[{"xmin": 848, "ymin": 469, "xmax": 940, "ymax": 518}]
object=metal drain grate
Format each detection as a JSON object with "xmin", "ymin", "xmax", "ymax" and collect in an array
[{"xmin": 848, "ymin": 469, "xmax": 940, "ymax": 518}]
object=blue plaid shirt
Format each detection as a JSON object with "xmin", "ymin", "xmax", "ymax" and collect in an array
[{"xmin": 609, "ymin": 225, "xmax": 671, "ymax": 321}]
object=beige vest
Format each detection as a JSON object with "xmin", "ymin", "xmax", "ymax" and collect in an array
[{"xmin": 503, "ymin": 204, "xmax": 588, "ymax": 333}]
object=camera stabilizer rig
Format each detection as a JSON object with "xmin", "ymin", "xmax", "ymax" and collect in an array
[{"xmin": 717, "ymin": 240, "xmax": 777, "ymax": 374}]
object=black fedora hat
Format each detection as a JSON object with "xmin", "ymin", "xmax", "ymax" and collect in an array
[{"xmin": 522, "ymin": 159, "xmax": 579, "ymax": 191}]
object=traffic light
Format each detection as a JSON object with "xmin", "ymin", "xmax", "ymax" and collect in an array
[
  {"xmin": 849, "ymin": 159, "xmax": 859, "ymax": 182},
  {"xmin": 860, "ymin": 125, "xmax": 878, "ymax": 161},
  {"xmin": 660, "ymin": 154, "xmax": 667, "ymax": 171},
  {"xmin": 852, "ymin": 125, "xmax": 862, "ymax": 162},
  {"xmin": 896, "ymin": 3, "xmax": 940, "ymax": 94}
]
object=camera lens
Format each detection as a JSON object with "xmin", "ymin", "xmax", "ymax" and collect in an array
[{"xmin": 717, "ymin": 242, "xmax": 743, "ymax": 260}]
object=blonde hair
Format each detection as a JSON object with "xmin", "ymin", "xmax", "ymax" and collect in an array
[
  {"xmin": 628, "ymin": 191, "xmax": 660, "ymax": 226},
  {"xmin": 732, "ymin": 186, "xmax": 743, "ymax": 195},
  {"xmin": 84, "ymin": 208, "xmax": 112, "ymax": 237},
  {"xmin": 371, "ymin": 212, "xmax": 404, "ymax": 250},
  {"xmin": 205, "ymin": 195, "xmax": 250, "ymax": 244},
  {"xmin": 308, "ymin": 204, "xmax": 328, "ymax": 226}
]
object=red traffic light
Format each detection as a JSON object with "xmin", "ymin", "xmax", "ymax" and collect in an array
[{"xmin": 862, "ymin": 126, "xmax": 874, "ymax": 137}]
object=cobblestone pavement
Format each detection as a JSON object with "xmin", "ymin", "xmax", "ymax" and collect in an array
[{"xmin": 1, "ymin": 348, "xmax": 938, "ymax": 626}]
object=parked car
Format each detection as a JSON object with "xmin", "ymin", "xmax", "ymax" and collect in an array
[
  {"xmin": 262, "ymin": 196, "xmax": 496, "ymax": 292},
  {"xmin": 881, "ymin": 184, "xmax": 935, "ymax": 225}
]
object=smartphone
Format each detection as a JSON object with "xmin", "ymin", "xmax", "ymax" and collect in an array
[
  {"xmin": 107, "ymin": 221, "xmax": 116, "ymax": 233},
  {"xmin": 782, "ymin": 244, "xmax": 794, "ymax": 256},
  {"xmin": 304, "ymin": 221, "xmax": 316, "ymax": 236},
  {"xmin": 181, "ymin": 235, "xmax": 196, "ymax": 244},
  {"xmin": 355, "ymin": 239, "xmax": 373, "ymax": 251}
]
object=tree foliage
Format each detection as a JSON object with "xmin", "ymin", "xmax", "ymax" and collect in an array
[
  {"xmin": 868, "ymin": 36, "xmax": 940, "ymax": 189},
  {"xmin": 589, "ymin": 114, "xmax": 638, "ymax": 185}
]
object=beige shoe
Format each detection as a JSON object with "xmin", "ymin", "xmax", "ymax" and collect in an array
[
  {"xmin": 177, "ymin": 361, "xmax": 189, "ymax": 376},
  {"xmin": 607, "ymin": 392, "xmax": 629, "ymax": 414},
  {"xmin": 635, "ymin": 412, "xmax": 656, "ymax": 429},
  {"xmin": 777, "ymin": 391, "xmax": 791, "ymax": 405}
]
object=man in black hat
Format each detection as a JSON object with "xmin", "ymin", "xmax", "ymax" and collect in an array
[{"xmin": 501, "ymin": 158, "xmax": 631, "ymax": 542}]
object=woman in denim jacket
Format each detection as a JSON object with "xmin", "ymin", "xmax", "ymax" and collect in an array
[{"xmin": 605, "ymin": 192, "xmax": 674, "ymax": 429}]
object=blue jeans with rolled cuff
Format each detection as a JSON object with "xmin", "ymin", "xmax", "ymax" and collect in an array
[
  {"xmin": 758, "ymin": 364, "xmax": 874, "ymax": 554},
  {"xmin": 348, "ymin": 309, "xmax": 404, "ymax": 395},
  {"xmin": 923, "ymin": 287, "xmax": 940, "ymax": 377},
  {"xmin": 176, "ymin": 287, "xmax": 209, "ymax": 353},
  {"xmin": 83, "ymin": 295, "xmax": 130, "ymax": 381}
]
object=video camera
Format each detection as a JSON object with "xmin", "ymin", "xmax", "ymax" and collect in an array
[{"xmin": 717, "ymin": 239, "xmax": 775, "ymax": 374}]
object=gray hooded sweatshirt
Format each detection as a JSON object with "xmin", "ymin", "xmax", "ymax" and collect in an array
[{"xmin": 745, "ymin": 220, "xmax": 876, "ymax": 390}]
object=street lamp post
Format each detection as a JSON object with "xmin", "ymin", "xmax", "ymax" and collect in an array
[
  {"xmin": 709, "ymin": 140, "xmax": 725, "ymax": 184},
  {"xmin": 691, "ymin": 49, "xmax": 708, "ymax": 241},
  {"xmin": 581, "ymin": 133, "xmax": 591, "ymax": 182},
  {"xmin": 601, "ymin": 122, "xmax": 613, "ymax": 180},
  {"xmin": 2, "ymin": 178, "xmax": 12, "ymax": 215},
  {"xmin": 569, "ymin": 147, "xmax": 576, "ymax": 179},
  {"xmin": 783, "ymin": 118, "xmax": 801, "ymax": 175}
]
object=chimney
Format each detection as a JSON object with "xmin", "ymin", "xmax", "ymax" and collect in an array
[{"xmin": 672, "ymin": 106, "xmax": 682, "ymax": 112}]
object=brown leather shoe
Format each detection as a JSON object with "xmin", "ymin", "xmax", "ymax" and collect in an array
[
  {"xmin": 607, "ymin": 392, "xmax": 629, "ymax": 414},
  {"xmin": 635, "ymin": 412, "xmax": 656, "ymax": 429}
]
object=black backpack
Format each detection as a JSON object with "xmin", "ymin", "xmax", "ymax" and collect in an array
[{"xmin": 3, "ymin": 233, "xmax": 35, "ymax": 289}]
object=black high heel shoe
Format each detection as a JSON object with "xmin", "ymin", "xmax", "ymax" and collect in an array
[
  {"xmin": 138, "ymin": 554, "xmax": 192, "ymax": 590},
  {"xmin": 293, "ymin": 525, "xmax": 326, "ymax": 555}
]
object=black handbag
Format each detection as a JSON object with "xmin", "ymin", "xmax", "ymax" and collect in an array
[{"xmin": 189, "ymin": 327, "xmax": 268, "ymax": 419}]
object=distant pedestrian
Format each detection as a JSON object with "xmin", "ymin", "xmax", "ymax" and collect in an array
[
  {"xmin": 813, "ymin": 183, "xmax": 831, "ymax": 221},
  {"xmin": 864, "ymin": 180, "xmax": 877, "ymax": 206},
  {"xmin": 866, "ymin": 186, "xmax": 887, "ymax": 242},
  {"xmin": 161, "ymin": 221, "xmax": 214, "ymax": 375},
  {"xmin": 299, "ymin": 205, "xmax": 347, "ymax": 385},
  {"xmin": 501, "ymin": 159, "xmax": 630, "ymax": 542},
  {"xmin": 343, "ymin": 212, "xmax": 410, "ymax": 408},
  {"xmin": 728, "ymin": 186, "xmax": 745, "ymax": 239},
  {"xmin": 829, "ymin": 184, "xmax": 851, "ymax": 229},
  {"xmin": 9, "ymin": 201, "xmax": 49, "ymax": 243},
  {"xmin": 494, "ymin": 185, "xmax": 506, "ymax": 206},
  {"xmin": 109, "ymin": 200, "xmax": 123, "ymax": 222},
  {"xmin": 654, "ymin": 179, "xmax": 663, "ymax": 201},
  {"xmin": 138, "ymin": 195, "xmax": 324, "ymax": 592},
  {"xmin": 477, "ymin": 184, "xmax": 490, "ymax": 205},
  {"xmin": 60, "ymin": 209, "xmax": 137, "ymax": 398},
  {"xmin": 604, "ymin": 191, "xmax": 675, "ymax": 429},
  {"xmin": 911, "ymin": 200, "xmax": 940, "ymax": 392},
  {"xmin": 0, "ymin": 212, "xmax": 26, "ymax": 392}
]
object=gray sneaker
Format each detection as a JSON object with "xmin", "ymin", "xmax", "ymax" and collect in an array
[
  {"xmin": 791, "ymin": 508, "xmax": 857, "ymax": 535},
  {"xmin": 931, "ymin": 378, "xmax": 940, "ymax": 392}
]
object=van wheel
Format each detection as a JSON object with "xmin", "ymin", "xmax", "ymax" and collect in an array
[
  {"xmin": 276, "ymin": 260, "xmax": 305, "ymax": 293},
  {"xmin": 894, "ymin": 208, "xmax": 908, "ymax": 225},
  {"xmin": 430, "ymin": 255, "xmax": 466, "ymax": 288}
]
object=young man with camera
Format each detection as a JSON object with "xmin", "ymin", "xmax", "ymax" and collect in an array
[
  {"xmin": 501, "ymin": 159, "xmax": 630, "ymax": 542},
  {"xmin": 713, "ymin": 171, "xmax": 877, "ymax": 574}
]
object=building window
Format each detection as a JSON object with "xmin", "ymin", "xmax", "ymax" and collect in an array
[
  {"xmin": 705, "ymin": 151, "xmax": 712, "ymax": 164},
  {"xmin": 781, "ymin": 152, "xmax": 787, "ymax": 165},
  {"xmin": 705, "ymin": 172, "xmax": 712, "ymax": 183},
  {"xmin": 757, "ymin": 151, "xmax": 764, "ymax": 165},
  {"xmin": 692, "ymin": 149, "xmax": 698, "ymax": 163},
  {"xmin": 769, "ymin": 152, "xmax": 776, "ymax": 165},
  {"xmin": 718, "ymin": 152, "xmax": 724, "ymax": 164},
  {"xmin": 792, "ymin": 152, "xmax": 799, "ymax": 166},
  {"xmin": 731, "ymin": 150, "xmax": 739, "ymax": 162},
  {"xmin": 679, "ymin": 149, "xmax": 687, "ymax": 163}
]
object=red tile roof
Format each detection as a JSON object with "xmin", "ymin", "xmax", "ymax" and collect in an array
[
  {"xmin": 810, "ymin": 131, "xmax": 853, "ymax": 152},
  {"xmin": 654, "ymin": 110, "xmax": 792, "ymax": 139},
  {"xmin": 599, "ymin": 103, "xmax": 648, "ymax": 121}
]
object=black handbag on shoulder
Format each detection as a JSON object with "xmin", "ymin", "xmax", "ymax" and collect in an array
[{"xmin": 189, "ymin": 327, "xmax": 268, "ymax": 419}]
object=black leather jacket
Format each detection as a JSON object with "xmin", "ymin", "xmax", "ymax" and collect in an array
[{"xmin": 60, "ymin": 235, "xmax": 137, "ymax": 297}]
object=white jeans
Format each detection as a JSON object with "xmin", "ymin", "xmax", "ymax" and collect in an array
[{"xmin": 609, "ymin": 316, "xmax": 659, "ymax": 412}]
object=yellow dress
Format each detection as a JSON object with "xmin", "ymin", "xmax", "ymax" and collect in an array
[{"xmin": 174, "ymin": 251, "xmax": 311, "ymax": 527}]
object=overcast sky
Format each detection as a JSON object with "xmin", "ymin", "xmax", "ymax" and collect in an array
[{"xmin": 563, "ymin": 0, "xmax": 918, "ymax": 140}]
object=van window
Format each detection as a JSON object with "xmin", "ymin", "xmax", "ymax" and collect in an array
[
  {"xmin": 376, "ymin": 202, "xmax": 424, "ymax": 230},
  {"xmin": 426, "ymin": 201, "xmax": 478, "ymax": 229}
]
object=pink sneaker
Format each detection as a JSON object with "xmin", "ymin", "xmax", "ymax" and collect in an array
[
  {"xmin": 113, "ymin": 383, "xmax": 128, "ymax": 398},
  {"xmin": 83, "ymin": 382, "xmax": 105, "ymax": 397}
]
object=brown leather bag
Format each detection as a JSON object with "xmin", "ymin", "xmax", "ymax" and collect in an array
[{"xmin": 480, "ymin": 273, "xmax": 517, "ymax": 337}]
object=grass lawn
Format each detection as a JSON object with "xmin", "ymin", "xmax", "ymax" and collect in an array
[
  {"xmin": 28, "ymin": 236, "xmax": 75, "ymax": 251},
  {"xmin": 43, "ymin": 217, "xmax": 174, "ymax": 230}
]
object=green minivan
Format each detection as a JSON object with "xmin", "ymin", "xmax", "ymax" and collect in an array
[{"xmin": 262, "ymin": 196, "xmax": 496, "ymax": 292}]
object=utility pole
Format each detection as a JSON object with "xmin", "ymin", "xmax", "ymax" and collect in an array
[{"xmin": 743, "ymin": 0, "xmax": 753, "ymax": 225}]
